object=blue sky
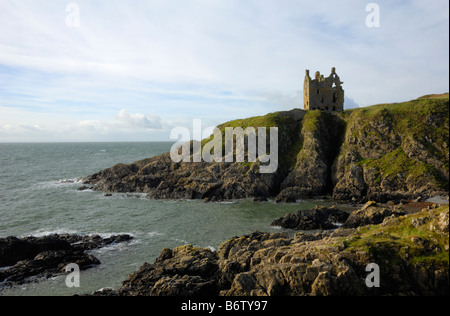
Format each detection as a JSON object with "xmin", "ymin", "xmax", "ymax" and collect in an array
[{"xmin": 0, "ymin": 0, "xmax": 448, "ymax": 142}]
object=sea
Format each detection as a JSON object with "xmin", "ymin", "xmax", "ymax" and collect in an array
[{"xmin": 0, "ymin": 142, "xmax": 346, "ymax": 296}]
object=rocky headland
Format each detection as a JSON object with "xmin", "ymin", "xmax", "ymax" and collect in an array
[
  {"xmin": 0, "ymin": 234, "xmax": 133, "ymax": 286},
  {"xmin": 40, "ymin": 94, "xmax": 448, "ymax": 296},
  {"xmin": 82, "ymin": 94, "xmax": 449, "ymax": 204}
]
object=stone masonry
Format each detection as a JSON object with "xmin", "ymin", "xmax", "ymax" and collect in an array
[{"xmin": 304, "ymin": 67, "xmax": 344, "ymax": 111}]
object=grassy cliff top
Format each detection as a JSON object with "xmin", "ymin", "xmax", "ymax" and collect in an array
[
  {"xmin": 343, "ymin": 93, "xmax": 449, "ymax": 118},
  {"xmin": 214, "ymin": 93, "xmax": 449, "ymax": 135}
]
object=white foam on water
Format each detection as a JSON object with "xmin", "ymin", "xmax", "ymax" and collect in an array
[
  {"xmin": 59, "ymin": 178, "xmax": 83, "ymax": 184},
  {"xmin": 33, "ymin": 178, "xmax": 83, "ymax": 190},
  {"xmin": 25, "ymin": 228, "xmax": 80, "ymax": 238},
  {"xmin": 217, "ymin": 201, "xmax": 237, "ymax": 205},
  {"xmin": 24, "ymin": 229, "xmax": 137, "ymax": 241},
  {"xmin": 207, "ymin": 246, "xmax": 216, "ymax": 252},
  {"xmin": 148, "ymin": 231, "xmax": 164, "ymax": 238}
]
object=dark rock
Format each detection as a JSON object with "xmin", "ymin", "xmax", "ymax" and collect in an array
[
  {"xmin": 343, "ymin": 201, "xmax": 405, "ymax": 228},
  {"xmin": 0, "ymin": 235, "xmax": 71, "ymax": 267},
  {"xmin": 119, "ymin": 244, "xmax": 220, "ymax": 296},
  {"xmin": 0, "ymin": 250, "xmax": 100, "ymax": 284},
  {"xmin": 253, "ymin": 196, "xmax": 268, "ymax": 202},
  {"xmin": 77, "ymin": 186, "xmax": 94, "ymax": 191},
  {"xmin": 0, "ymin": 234, "xmax": 133, "ymax": 286},
  {"xmin": 271, "ymin": 206, "xmax": 349, "ymax": 230}
]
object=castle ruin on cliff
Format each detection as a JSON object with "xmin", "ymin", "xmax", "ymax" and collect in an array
[{"xmin": 304, "ymin": 67, "xmax": 344, "ymax": 111}]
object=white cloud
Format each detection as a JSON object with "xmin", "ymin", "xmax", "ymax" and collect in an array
[
  {"xmin": 116, "ymin": 109, "xmax": 162, "ymax": 130},
  {"xmin": 0, "ymin": 0, "xmax": 448, "ymax": 141},
  {"xmin": 0, "ymin": 107, "xmax": 166, "ymax": 142},
  {"xmin": 74, "ymin": 109, "xmax": 165, "ymax": 137}
]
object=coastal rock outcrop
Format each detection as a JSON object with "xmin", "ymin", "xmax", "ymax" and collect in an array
[
  {"xmin": 270, "ymin": 206, "xmax": 349, "ymax": 230},
  {"xmin": 342, "ymin": 201, "xmax": 405, "ymax": 228},
  {"xmin": 96, "ymin": 206, "xmax": 448, "ymax": 296},
  {"xmin": 82, "ymin": 94, "xmax": 449, "ymax": 204},
  {"xmin": 0, "ymin": 234, "xmax": 133, "ymax": 286}
]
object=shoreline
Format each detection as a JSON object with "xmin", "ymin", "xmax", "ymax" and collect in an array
[
  {"xmin": 1, "ymin": 198, "xmax": 447, "ymax": 296},
  {"xmin": 89, "ymin": 202, "xmax": 449, "ymax": 296}
]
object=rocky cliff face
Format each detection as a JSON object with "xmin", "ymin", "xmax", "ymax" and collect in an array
[
  {"xmin": 83, "ymin": 94, "xmax": 449, "ymax": 203},
  {"xmin": 332, "ymin": 94, "xmax": 449, "ymax": 203}
]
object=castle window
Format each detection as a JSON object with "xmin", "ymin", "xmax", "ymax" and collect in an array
[
  {"xmin": 321, "ymin": 98, "xmax": 324, "ymax": 103},
  {"xmin": 317, "ymin": 89, "xmax": 319, "ymax": 95},
  {"xmin": 332, "ymin": 93, "xmax": 337, "ymax": 103},
  {"xmin": 325, "ymin": 106, "xmax": 329, "ymax": 111}
]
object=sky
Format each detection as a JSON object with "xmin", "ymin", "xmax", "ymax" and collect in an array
[{"xmin": 0, "ymin": 0, "xmax": 448, "ymax": 142}]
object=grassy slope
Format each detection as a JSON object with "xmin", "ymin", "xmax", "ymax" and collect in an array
[
  {"xmin": 202, "ymin": 111, "xmax": 303, "ymax": 171},
  {"xmin": 344, "ymin": 205, "xmax": 449, "ymax": 268},
  {"xmin": 342, "ymin": 94, "xmax": 449, "ymax": 191}
]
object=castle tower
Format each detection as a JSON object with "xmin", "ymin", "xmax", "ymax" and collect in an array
[{"xmin": 304, "ymin": 67, "xmax": 344, "ymax": 112}]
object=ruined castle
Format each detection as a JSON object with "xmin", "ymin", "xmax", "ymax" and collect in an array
[{"xmin": 304, "ymin": 67, "xmax": 344, "ymax": 111}]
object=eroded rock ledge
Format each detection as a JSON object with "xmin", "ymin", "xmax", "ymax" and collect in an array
[
  {"xmin": 93, "ymin": 205, "xmax": 449, "ymax": 296},
  {"xmin": 0, "ymin": 234, "xmax": 133, "ymax": 286}
]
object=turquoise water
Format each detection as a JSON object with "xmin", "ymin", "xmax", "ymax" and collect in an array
[{"xmin": 0, "ymin": 142, "xmax": 339, "ymax": 296}]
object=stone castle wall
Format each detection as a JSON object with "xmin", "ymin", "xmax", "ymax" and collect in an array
[{"xmin": 304, "ymin": 67, "xmax": 344, "ymax": 111}]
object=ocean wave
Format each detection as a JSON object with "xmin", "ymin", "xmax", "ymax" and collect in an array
[
  {"xmin": 270, "ymin": 225, "xmax": 283, "ymax": 230},
  {"xmin": 148, "ymin": 231, "xmax": 164, "ymax": 238},
  {"xmin": 111, "ymin": 192, "xmax": 148, "ymax": 199},
  {"xmin": 217, "ymin": 201, "xmax": 238, "ymax": 205},
  {"xmin": 76, "ymin": 188, "xmax": 95, "ymax": 193},
  {"xmin": 173, "ymin": 237, "xmax": 190, "ymax": 245},
  {"xmin": 24, "ymin": 229, "xmax": 137, "ymax": 240},
  {"xmin": 24, "ymin": 228, "xmax": 80, "ymax": 238},
  {"xmin": 33, "ymin": 178, "xmax": 83, "ymax": 190},
  {"xmin": 59, "ymin": 178, "xmax": 83, "ymax": 184}
]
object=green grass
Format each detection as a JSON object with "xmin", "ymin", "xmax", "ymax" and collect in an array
[
  {"xmin": 301, "ymin": 110, "xmax": 322, "ymax": 134},
  {"xmin": 217, "ymin": 112, "xmax": 291, "ymax": 130},
  {"xmin": 200, "ymin": 111, "xmax": 303, "ymax": 171},
  {"xmin": 344, "ymin": 206, "xmax": 449, "ymax": 268}
]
